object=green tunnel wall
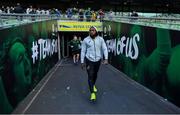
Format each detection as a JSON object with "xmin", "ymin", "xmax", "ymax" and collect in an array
[
  {"xmin": 103, "ymin": 20, "xmax": 180, "ymax": 107},
  {"xmin": 0, "ymin": 20, "xmax": 58, "ymax": 113}
]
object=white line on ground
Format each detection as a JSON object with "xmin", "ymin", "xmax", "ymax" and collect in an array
[{"xmin": 22, "ymin": 60, "xmax": 62, "ymax": 113}]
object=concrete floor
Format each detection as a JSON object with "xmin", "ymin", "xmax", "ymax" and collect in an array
[{"xmin": 14, "ymin": 59, "xmax": 180, "ymax": 114}]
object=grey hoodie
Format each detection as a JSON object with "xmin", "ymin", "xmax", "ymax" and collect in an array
[{"xmin": 81, "ymin": 35, "xmax": 108, "ymax": 63}]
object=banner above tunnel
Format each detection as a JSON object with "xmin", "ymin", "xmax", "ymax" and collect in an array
[{"xmin": 58, "ymin": 21, "xmax": 102, "ymax": 32}]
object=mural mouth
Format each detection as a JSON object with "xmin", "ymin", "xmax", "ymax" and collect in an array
[{"xmin": 25, "ymin": 69, "xmax": 30, "ymax": 77}]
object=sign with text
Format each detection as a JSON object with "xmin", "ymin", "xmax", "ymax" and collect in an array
[
  {"xmin": 58, "ymin": 21, "xmax": 102, "ymax": 32},
  {"xmin": 103, "ymin": 20, "xmax": 180, "ymax": 107}
]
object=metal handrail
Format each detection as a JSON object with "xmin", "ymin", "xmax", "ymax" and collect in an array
[{"xmin": 0, "ymin": 13, "xmax": 180, "ymax": 30}]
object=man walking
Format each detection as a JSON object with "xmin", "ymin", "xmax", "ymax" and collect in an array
[
  {"xmin": 81, "ymin": 26, "xmax": 108, "ymax": 101},
  {"xmin": 69, "ymin": 35, "xmax": 81, "ymax": 64}
]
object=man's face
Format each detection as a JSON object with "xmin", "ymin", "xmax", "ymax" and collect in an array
[
  {"xmin": 73, "ymin": 36, "xmax": 77, "ymax": 40},
  {"xmin": 9, "ymin": 42, "xmax": 32, "ymax": 86},
  {"xmin": 89, "ymin": 28, "xmax": 96, "ymax": 37}
]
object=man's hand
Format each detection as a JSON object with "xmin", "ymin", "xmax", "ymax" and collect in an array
[
  {"xmin": 102, "ymin": 59, "xmax": 108, "ymax": 65},
  {"xmin": 81, "ymin": 63, "xmax": 86, "ymax": 70}
]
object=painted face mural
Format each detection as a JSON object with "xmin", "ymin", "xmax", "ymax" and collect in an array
[
  {"xmin": 0, "ymin": 20, "xmax": 58, "ymax": 114},
  {"xmin": 8, "ymin": 41, "xmax": 32, "ymax": 106},
  {"xmin": 9, "ymin": 42, "xmax": 32, "ymax": 86},
  {"xmin": 103, "ymin": 20, "xmax": 180, "ymax": 107}
]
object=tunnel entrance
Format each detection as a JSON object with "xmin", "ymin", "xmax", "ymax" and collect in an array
[
  {"xmin": 57, "ymin": 21, "xmax": 103, "ymax": 59},
  {"xmin": 58, "ymin": 31, "xmax": 103, "ymax": 59},
  {"xmin": 59, "ymin": 32, "xmax": 88, "ymax": 58}
]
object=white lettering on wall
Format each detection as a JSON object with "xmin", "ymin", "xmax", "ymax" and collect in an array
[
  {"xmin": 32, "ymin": 38, "xmax": 58, "ymax": 64},
  {"xmin": 106, "ymin": 33, "xmax": 140, "ymax": 60}
]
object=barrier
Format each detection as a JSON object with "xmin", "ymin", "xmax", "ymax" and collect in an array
[
  {"xmin": 0, "ymin": 20, "xmax": 58, "ymax": 113},
  {"xmin": 103, "ymin": 20, "xmax": 180, "ymax": 107}
]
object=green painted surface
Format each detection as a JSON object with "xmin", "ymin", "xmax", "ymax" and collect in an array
[
  {"xmin": 103, "ymin": 20, "xmax": 180, "ymax": 107},
  {"xmin": 0, "ymin": 20, "xmax": 58, "ymax": 113}
]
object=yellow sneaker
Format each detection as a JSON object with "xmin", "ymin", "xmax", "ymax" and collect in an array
[
  {"xmin": 90, "ymin": 93, "xmax": 96, "ymax": 101},
  {"xmin": 93, "ymin": 85, "xmax": 97, "ymax": 93}
]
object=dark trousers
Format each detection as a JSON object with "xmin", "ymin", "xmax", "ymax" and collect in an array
[{"xmin": 86, "ymin": 58, "xmax": 101, "ymax": 93}]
